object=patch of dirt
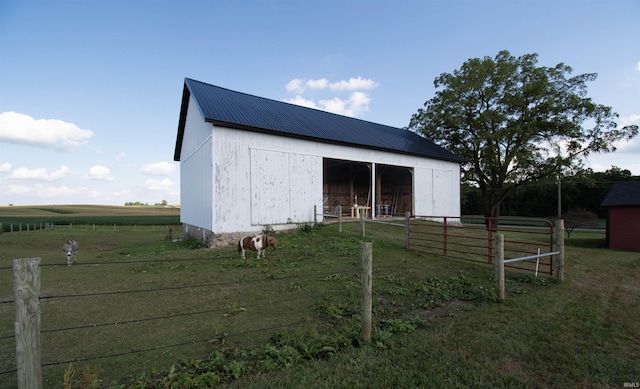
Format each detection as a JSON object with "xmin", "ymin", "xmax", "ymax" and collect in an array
[
  {"xmin": 94, "ymin": 241, "xmax": 117, "ymax": 252},
  {"xmin": 415, "ymin": 300, "xmax": 470, "ymax": 319}
]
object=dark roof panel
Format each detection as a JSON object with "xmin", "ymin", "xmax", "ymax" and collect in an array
[
  {"xmin": 601, "ymin": 182, "xmax": 640, "ymax": 207},
  {"xmin": 175, "ymin": 78, "xmax": 464, "ymax": 163}
]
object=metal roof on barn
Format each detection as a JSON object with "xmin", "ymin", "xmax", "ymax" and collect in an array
[
  {"xmin": 174, "ymin": 78, "xmax": 464, "ymax": 163},
  {"xmin": 601, "ymin": 182, "xmax": 640, "ymax": 207}
]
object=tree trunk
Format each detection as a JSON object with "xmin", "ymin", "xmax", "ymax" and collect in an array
[{"xmin": 482, "ymin": 189, "xmax": 502, "ymax": 230}]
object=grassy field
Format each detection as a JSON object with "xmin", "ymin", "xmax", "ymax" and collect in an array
[
  {"xmin": 0, "ymin": 205, "xmax": 180, "ymax": 232},
  {"xmin": 0, "ymin": 211, "xmax": 638, "ymax": 388}
]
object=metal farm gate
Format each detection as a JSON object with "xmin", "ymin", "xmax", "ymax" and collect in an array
[{"xmin": 408, "ymin": 216, "xmax": 557, "ymax": 275}]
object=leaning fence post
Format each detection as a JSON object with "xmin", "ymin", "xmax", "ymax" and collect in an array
[
  {"xmin": 337, "ymin": 205, "xmax": 342, "ymax": 232},
  {"xmin": 494, "ymin": 234, "xmax": 505, "ymax": 300},
  {"xmin": 361, "ymin": 242, "xmax": 372, "ymax": 342},
  {"xmin": 13, "ymin": 257, "xmax": 42, "ymax": 389},
  {"xmin": 555, "ymin": 219, "xmax": 565, "ymax": 281}
]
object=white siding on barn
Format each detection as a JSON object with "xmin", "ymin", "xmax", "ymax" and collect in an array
[
  {"xmin": 210, "ymin": 125, "xmax": 325, "ymax": 233},
  {"xmin": 413, "ymin": 167, "xmax": 460, "ymax": 217},
  {"xmin": 249, "ymin": 149, "xmax": 322, "ymax": 225},
  {"xmin": 179, "ymin": 97, "xmax": 213, "ymax": 230},
  {"xmin": 250, "ymin": 149, "xmax": 290, "ymax": 224},
  {"xmin": 288, "ymin": 153, "xmax": 322, "ymax": 222}
]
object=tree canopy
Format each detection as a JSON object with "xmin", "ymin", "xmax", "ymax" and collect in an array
[{"xmin": 407, "ymin": 50, "xmax": 638, "ymax": 221}]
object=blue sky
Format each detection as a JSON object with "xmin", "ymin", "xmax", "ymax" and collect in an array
[{"xmin": 0, "ymin": 0, "xmax": 638, "ymax": 206}]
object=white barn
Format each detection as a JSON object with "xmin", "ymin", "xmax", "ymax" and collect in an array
[{"xmin": 173, "ymin": 79, "xmax": 464, "ymax": 245}]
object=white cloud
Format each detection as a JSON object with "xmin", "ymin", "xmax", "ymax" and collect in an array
[
  {"xmin": 284, "ymin": 95, "xmax": 318, "ymax": 109},
  {"xmin": 116, "ymin": 152, "xmax": 127, "ymax": 161},
  {"xmin": 144, "ymin": 178, "xmax": 173, "ymax": 190},
  {"xmin": 283, "ymin": 77, "xmax": 378, "ymax": 117},
  {"xmin": 317, "ymin": 92, "xmax": 372, "ymax": 117},
  {"xmin": 5, "ymin": 184, "xmax": 102, "ymax": 200},
  {"xmin": 636, "ymin": 61, "xmax": 640, "ymax": 72},
  {"xmin": 140, "ymin": 161, "xmax": 176, "ymax": 175},
  {"xmin": 621, "ymin": 114, "xmax": 640, "ymax": 128},
  {"xmin": 0, "ymin": 162, "xmax": 11, "ymax": 172},
  {"xmin": 8, "ymin": 165, "xmax": 71, "ymax": 181},
  {"xmin": 84, "ymin": 165, "xmax": 114, "ymax": 181},
  {"xmin": 286, "ymin": 77, "xmax": 379, "ymax": 94},
  {"xmin": 3, "ymin": 184, "xmax": 31, "ymax": 194},
  {"xmin": 285, "ymin": 78, "xmax": 305, "ymax": 94},
  {"xmin": 306, "ymin": 78, "xmax": 330, "ymax": 90},
  {"xmin": 328, "ymin": 77, "xmax": 379, "ymax": 91},
  {"xmin": 0, "ymin": 111, "xmax": 94, "ymax": 152}
]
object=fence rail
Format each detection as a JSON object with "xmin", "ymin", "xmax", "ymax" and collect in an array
[
  {"xmin": 316, "ymin": 211, "xmax": 561, "ymax": 276},
  {"xmin": 408, "ymin": 215, "xmax": 558, "ymax": 276}
]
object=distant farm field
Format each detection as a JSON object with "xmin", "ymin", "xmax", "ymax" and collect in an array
[
  {"xmin": 0, "ymin": 207, "xmax": 638, "ymax": 388},
  {"xmin": 0, "ymin": 205, "xmax": 180, "ymax": 232}
]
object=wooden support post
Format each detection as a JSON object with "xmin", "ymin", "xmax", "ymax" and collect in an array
[
  {"xmin": 360, "ymin": 210, "xmax": 365, "ymax": 237},
  {"xmin": 494, "ymin": 234, "xmax": 505, "ymax": 300},
  {"xmin": 405, "ymin": 212, "xmax": 411, "ymax": 250},
  {"xmin": 555, "ymin": 219, "xmax": 565, "ymax": 281},
  {"xmin": 13, "ymin": 258, "xmax": 42, "ymax": 389},
  {"xmin": 314, "ymin": 205, "xmax": 317, "ymax": 224},
  {"xmin": 337, "ymin": 205, "xmax": 342, "ymax": 232},
  {"xmin": 361, "ymin": 242, "xmax": 372, "ymax": 342}
]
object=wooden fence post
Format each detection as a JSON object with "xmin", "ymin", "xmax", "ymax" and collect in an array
[
  {"xmin": 405, "ymin": 212, "xmax": 411, "ymax": 250},
  {"xmin": 360, "ymin": 210, "xmax": 365, "ymax": 237},
  {"xmin": 361, "ymin": 242, "xmax": 372, "ymax": 342},
  {"xmin": 494, "ymin": 234, "xmax": 505, "ymax": 300},
  {"xmin": 314, "ymin": 205, "xmax": 317, "ymax": 224},
  {"xmin": 337, "ymin": 205, "xmax": 342, "ymax": 232},
  {"xmin": 13, "ymin": 258, "xmax": 42, "ymax": 389},
  {"xmin": 555, "ymin": 219, "xmax": 565, "ymax": 281}
]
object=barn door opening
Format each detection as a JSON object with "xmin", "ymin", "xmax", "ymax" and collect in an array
[
  {"xmin": 323, "ymin": 158, "xmax": 413, "ymax": 218},
  {"xmin": 375, "ymin": 164, "xmax": 413, "ymax": 217}
]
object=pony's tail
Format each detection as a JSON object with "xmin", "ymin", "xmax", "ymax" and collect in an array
[{"xmin": 237, "ymin": 240, "xmax": 242, "ymax": 252}]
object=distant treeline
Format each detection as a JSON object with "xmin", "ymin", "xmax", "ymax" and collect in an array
[
  {"xmin": 461, "ymin": 167, "xmax": 639, "ymax": 219},
  {"xmin": 125, "ymin": 200, "xmax": 168, "ymax": 206}
]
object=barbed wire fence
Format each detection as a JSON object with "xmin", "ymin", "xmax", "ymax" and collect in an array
[{"xmin": 0, "ymin": 244, "xmax": 376, "ymax": 388}]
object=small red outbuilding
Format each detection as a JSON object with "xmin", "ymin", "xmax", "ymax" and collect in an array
[{"xmin": 601, "ymin": 182, "xmax": 640, "ymax": 251}]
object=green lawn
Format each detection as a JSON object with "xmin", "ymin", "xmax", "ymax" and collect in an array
[{"xmin": 0, "ymin": 216, "xmax": 638, "ymax": 388}]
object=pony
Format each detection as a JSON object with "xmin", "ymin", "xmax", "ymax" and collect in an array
[
  {"xmin": 237, "ymin": 234, "xmax": 278, "ymax": 260},
  {"xmin": 62, "ymin": 240, "xmax": 79, "ymax": 266}
]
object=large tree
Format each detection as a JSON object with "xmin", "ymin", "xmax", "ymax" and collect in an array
[{"xmin": 408, "ymin": 50, "xmax": 638, "ymax": 224}]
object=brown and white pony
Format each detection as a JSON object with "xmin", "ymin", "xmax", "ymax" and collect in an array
[{"xmin": 238, "ymin": 235, "xmax": 278, "ymax": 260}]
